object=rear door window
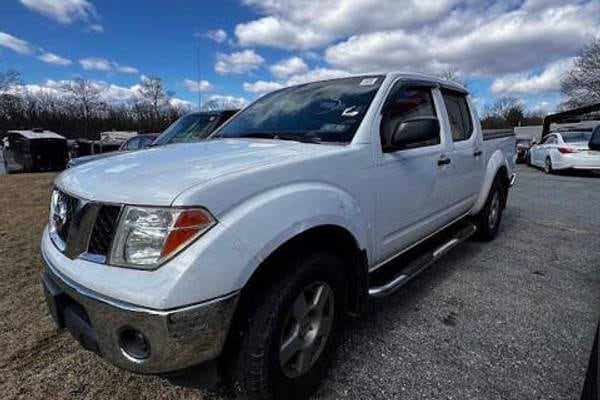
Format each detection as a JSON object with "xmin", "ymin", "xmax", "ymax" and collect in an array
[{"xmin": 441, "ymin": 91, "xmax": 473, "ymax": 142}]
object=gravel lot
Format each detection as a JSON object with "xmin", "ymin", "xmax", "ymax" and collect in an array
[{"xmin": 1, "ymin": 166, "xmax": 598, "ymax": 399}]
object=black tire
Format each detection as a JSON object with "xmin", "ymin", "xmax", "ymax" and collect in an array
[
  {"xmin": 224, "ymin": 251, "xmax": 348, "ymax": 400},
  {"xmin": 474, "ymin": 177, "xmax": 505, "ymax": 241},
  {"xmin": 544, "ymin": 157, "xmax": 553, "ymax": 174}
]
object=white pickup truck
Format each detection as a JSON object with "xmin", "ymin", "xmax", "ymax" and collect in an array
[{"xmin": 41, "ymin": 73, "xmax": 515, "ymax": 399}]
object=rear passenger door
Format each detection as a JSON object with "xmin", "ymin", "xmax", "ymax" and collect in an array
[{"xmin": 441, "ymin": 90, "xmax": 483, "ymax": 219}]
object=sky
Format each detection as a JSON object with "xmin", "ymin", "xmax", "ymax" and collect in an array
[{"xmin": 0, "ymin": 0, "xmax": 599, "ymax": 113}]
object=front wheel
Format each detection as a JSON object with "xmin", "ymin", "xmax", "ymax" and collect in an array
[
  {"xmin": 225, "ymin": 251, "xmax": 348, "ymax": 400},
  {"xmin": 544, "ymin": 157, "xmax": 553, "ymax": 174},
  {"xmin": 474, "ymin": 177, "xmax": 505, "ymax": 241}
]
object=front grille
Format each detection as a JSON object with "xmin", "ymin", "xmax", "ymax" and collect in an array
[
  {"xmin": 88, "ymin": 205, "xmax": 121, "ymax": 256},
  {"xmin": 51, "ymin": 189, "xmax": 122, "ymax": 262}
]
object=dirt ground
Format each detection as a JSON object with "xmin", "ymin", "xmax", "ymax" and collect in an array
[
  {"xmin": 0, "ymin": 173, "xmax": 225, "ymax": 399},
  {"xmin": 1, "ymin": 168, "xmax": 599, "ymax": 399}
]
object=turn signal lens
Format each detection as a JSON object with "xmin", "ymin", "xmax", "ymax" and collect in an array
[{"xmin": 161, "ymin": 210, "xmax": 214, "ymax": 258}]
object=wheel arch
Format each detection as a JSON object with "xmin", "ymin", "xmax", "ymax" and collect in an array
[
  {"xmin": 232, "ymin": 224, "xmax": 369, "ymax": 330},
  {"xmin": 471, "ymin": 149, "xmax": 511, "ymax": 215}
]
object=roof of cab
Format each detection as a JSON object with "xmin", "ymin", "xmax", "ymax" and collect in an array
[
  {"xmin": 281, "ymin": 71, "xmax": 469, "ymax": 95},
  {"xmin": 8, "ymin": 130, "xmax": 65, "ymax": 140}
]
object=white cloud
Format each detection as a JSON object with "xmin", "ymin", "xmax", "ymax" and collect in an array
[
  {"xmin": 20, "ymin": 0, "xmax": 96, "ymax": 24},
  {"xmin": 79, "ymin": 57, "xmax": 138, "ymax": 74},
  {"xmin": 115, "ymin": 64, "xmax": 138, "ymax": 74},
  {"xmin": 285, "ymin": 67, "xmax": 351, "ymax": 86},
  {"xmin": 79, "ymin": 57, "xmax": 112, "ymax": 71},
  {"xmin": 324, "ymin": 2, "xmax": 600, "ymax": 76},
  {"xmin": 184, "ymin": 79, "xmax": 215, "ymax": 92},
  {"xmin": 235, "ymin": 16, "xmax": 330, "ymax": 50},
  {"xmin": 88, "ymin": 23, "xmax": 104, "ymax": 33},
  {"xmin": 236, "ymin": 0, "xmax": 457, "ymax": 49},
  {"xmin": 38, "ymin": 52, "xmax": 72, "ymax": 66},
  {"xmin": 201, "ymin": 29, "xmax": 228, "ymax": 43},
  {"xmin": 170, "ymin": 97, "xmax": 195, "ymax": 109},
  {"xmin": 269, "ymin": 56, "xmax": 308, "ymax": 79},
  {"xmin": 490, "ymin": 58, "xmax": 574, "ymax": 95},
  {"xmin": 243, "ymin": 67, "xmax": 350, "ymax": 95},
  {"xmin": 0, "ymin": 31, "xmax": 33, "ymax": 54},
  {"xmin": 215, "ymin": 49, "xmax": 264, "ymax": 74},
  {"xmin": 243, "ymin": 80, "xmax": 284, "ymax": 94}
]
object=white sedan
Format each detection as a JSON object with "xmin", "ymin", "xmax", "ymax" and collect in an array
[{"xmin": 529, "ymin": 131, "xmax": 600, "ymax": 173}]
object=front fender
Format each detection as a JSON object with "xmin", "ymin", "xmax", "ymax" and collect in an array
[
  {"xmin": 218, "ymin": 181, "xmax": 370, "ymax": 289},
  {"xmin": 470, "ymin": 149, "xmax": 510, "ymax": 215}
]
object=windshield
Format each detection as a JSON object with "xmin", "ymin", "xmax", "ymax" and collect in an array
[
  {"xmin": 153, "ymin": 113, "xmax": 220, "ymax": 145},
  {"xmin": 214, "ymin": 76, "xmax": 384, "ymax": 144},
  {"xmin": 561, "ymin": 131, "xmax": 592, "ymax": 143}
]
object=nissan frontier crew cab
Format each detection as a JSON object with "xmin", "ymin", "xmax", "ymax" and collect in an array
[{"xmin": 41, "ymin": 72, "xmax": 516, "ymax": 400}]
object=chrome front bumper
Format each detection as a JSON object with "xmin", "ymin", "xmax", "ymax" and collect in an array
[{"xmin": 41, "ymin": 258, "xmax": 239, "ymax": 374}]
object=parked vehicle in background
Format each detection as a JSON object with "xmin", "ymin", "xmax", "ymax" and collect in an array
[
  {"xmin": 3, "ymin": 129, "xmax": 69, "ymax": 173},
  {"xmin": 99, "ymin": 131, "xmax": 138, "ymax": 143},
  {"xmin": 67, "ymin": 134, "xmax": 158, "ymax": 168},
  {"xmin": 516, "ymin": 137, "xmax": 532, "ymax": 163},
  {"xmin": 590, "ymin": 125, "xmax": 600, "ymax": 151},
  {"xmin": 41, "ymin": 73, "xmax": 514, "ymax": 400},
  {"xmin": 529, "ymin": 131, "xmax": 600, "ymax": 173},
  {"xmin": 67, "ymin": 111, "xmax": 238, "ymax": 168},
  {"xmin": 152, "ymin": 109, "xmax": 238, "ymax": 145}
]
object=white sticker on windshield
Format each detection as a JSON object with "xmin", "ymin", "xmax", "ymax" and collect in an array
[
  {"xmin": 342, "ymin": 106, "xmax": 360, "ymax": 117},
  {"xmin": 359, "ymin": 77, "xmax": 378, "ymax": 86}
]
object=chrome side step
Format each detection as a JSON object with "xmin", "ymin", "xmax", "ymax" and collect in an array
[{"xmin": 368, "ymin": 223, "xmax": 476, "ymax": 298}]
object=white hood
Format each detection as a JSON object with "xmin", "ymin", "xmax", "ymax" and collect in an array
[{"xmin": 56, "ymin": 139, "xmax": 324, "ymax": 205}]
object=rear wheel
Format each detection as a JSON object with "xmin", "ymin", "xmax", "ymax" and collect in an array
[
  {"xmin": 544, "ymin": 157, "xmax": 553, "ymax": 174},
  {"xmin": 474, "ymin": 177, "xmax": 505, "ymax": 241},
  {"xmin": 224, "ymin": 251, "xmax": 348, "ymax": 400}
]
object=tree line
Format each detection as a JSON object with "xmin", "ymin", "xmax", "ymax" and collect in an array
[{"xmin": 0, "ymin": 74, "xmax": 192, "ymax": 139}]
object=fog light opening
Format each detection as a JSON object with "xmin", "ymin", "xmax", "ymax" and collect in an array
[{"xmin": 119, "ymin": 328, "xmax": 151, "ymax": 360}]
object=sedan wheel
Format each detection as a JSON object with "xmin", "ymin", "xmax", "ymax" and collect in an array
[{"xmin": 544, "ymin": 157, "xmax": 553, "ymax": 174}]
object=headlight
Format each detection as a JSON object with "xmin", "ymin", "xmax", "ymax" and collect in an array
[{"xmin": 109, "ymin": 206, "xmax": 215, "ymax": 269}]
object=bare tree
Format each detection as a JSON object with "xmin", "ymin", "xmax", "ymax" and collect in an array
[
  {"xmin": 561, "ymin": 37, "xmax": 600, "ymax": 108},
  {"xmin": 138, "ymin": 76, "xmax": 173, "ymax": 125},
  {"xmin": 61, "ymin": 78, "xmax": 105, "ymax": 135},
  {"xmin": 0, "ymin": 70, "xmax": 189, "ymax": 137},
  {"xmin": 0, "ymin": 70, "xmax": 21, "ymax": 95},
  {"xmin": 438, "ymin": 67, "xmax": 468, "ymax": 89},
  {"xmin": 482, "ymin": 96, "xmax": 526, "ymax": 128},
  {"xmin": 202, "ymin": 96, "xmax": 244, "ymax": 111}
]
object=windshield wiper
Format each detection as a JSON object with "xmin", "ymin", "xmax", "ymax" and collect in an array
[
  {"xmin": 236, "ymin": 132, "xmax": 320, "ymax": 143},
  {"xmin": 239, "ymin": 132, "xmax": 321, "ymax": 144}
]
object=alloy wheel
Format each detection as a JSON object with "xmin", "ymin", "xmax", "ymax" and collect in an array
[
  {"xmin": 279, "ymin": 281, "xmax": 335, "ymax": 378},
  {"xmin": 488, "ymin": 189, "xmax": 501, "ymax": 230}
]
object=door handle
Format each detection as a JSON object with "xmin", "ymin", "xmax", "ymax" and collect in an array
[
  {"xmin": 438, "ymin": 156, "xmax": 451, "ymax": 166},
  {"xmin": 473, "ymin": 150, "xmax": 482, "ymax": 157}
]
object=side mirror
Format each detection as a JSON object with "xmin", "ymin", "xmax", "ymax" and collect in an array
[
  {"xmin": 391, "ymin": 117, "xmax": 440, "ymax": 149},
  {"xmin": 590, "ymin": 126, "xmax": 600, "ymax": 151}
]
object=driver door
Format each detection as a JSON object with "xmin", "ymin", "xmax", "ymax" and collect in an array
[{"xmin": 374, "ymin": 83, "xmax": 453, "ymax": 265}]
